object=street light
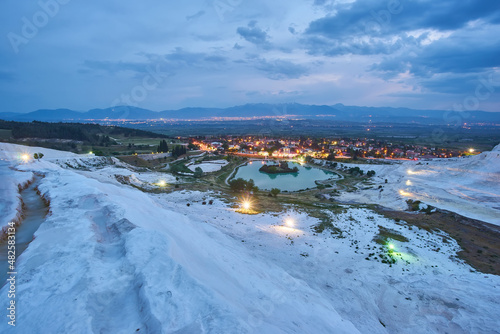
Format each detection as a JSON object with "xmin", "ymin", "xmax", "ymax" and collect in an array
[
  {"xmin": 21, "ymin": 154, "xmax": 30, "ymax": 162},
  {"xmin": 242, "ymin": 201, "xmax": 251, "ymax": 210}
]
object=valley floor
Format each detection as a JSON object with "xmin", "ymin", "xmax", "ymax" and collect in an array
[{"xmin": 0, "ymin": 143, "xmax": 499, "ymax": 333}]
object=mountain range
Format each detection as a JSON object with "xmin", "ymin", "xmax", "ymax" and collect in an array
[{"xmin": 1, "ymin": 103, "xmax": 499, "ymax": 124}]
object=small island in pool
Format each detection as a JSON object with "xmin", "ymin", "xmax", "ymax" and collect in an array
[{"xmin": 259, "ymin": 161, "xmax": 299, "ymax": 174}]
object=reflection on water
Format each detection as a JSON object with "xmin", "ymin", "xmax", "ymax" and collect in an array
[{"xmin": 234, "ymin": 161, "xmax": 339, "ymax": 191}]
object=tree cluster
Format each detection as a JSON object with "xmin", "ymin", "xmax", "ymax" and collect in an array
[
  {"xmin": 188, "ymin": 142, "xmax": 200, "ymax": 150},
  {"xmin": 194, "ymin": 167, "xmax": 203, "ymax": 178},
  {"xmin": 228, "ymin": 178, "xmax": 259, "ymax": 192},
  {"xmin": 171, "ymin": 145, "xmax": 187, "ymax": 158},
  {"xmin": 345, "ymin": 166, "xmax": 376, "ymax": 177},
  {"xmin": 347, "ymin": 166, "xmax": 364, "ymax": 176},
  {"xmin": 259, "ymin": 161, "xmax": 298, "ymax": 174},
  {"xmin": 270, "ymin": 188, "xmax": 281, "ymax": 197},
  {"xmin": 169, "ymin": 163, "xmax": 186, "ymax": 174},
  {"xmin": 157, "ymin": 140, "xmax": 169, "ymax": 153},
  {"xmin": 97, "ymin": 135, "xmax": 113, "ymax": 147}
]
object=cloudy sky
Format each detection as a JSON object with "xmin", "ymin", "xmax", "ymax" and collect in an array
[{"xmin": 1, "ymin": 0, "xmax": 499, "ymax": 112}]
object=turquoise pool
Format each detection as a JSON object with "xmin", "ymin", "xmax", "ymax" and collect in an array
[{"xmin": 233, "ymin": 161, "xmax": 339, "ymax": 192}]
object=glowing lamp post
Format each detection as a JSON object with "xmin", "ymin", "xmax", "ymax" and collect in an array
[
  {"xmin": 238, "ymin": 196, "xmax": 255, "ymax": 214},
  {"xmin": 242, "ymin": 201, "xmax": 251, "ymax": 211}
]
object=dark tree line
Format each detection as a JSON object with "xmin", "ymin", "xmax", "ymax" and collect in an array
[
  {"xmin": 228, "ymin": 178, "xmax": 259, "ymax": 192},
  {"xmin": 171, "ymin": 145, "xmax": 187, "ymax": 158},
  {"xmin": 346, "ymin": 166, "xmax": 376, "ymax": 177},
  {"xmin": 109, "ymin": 126, "xmax": 167, "ymax": 138},
  {"xmin": 9, "ymin": 121, "xmax": 90, "ymax": 141},
  {"xmin": 0, "ymin": 120, "xmax": 167, "ymax": 145},
  {"xmin": 157, "ymin": 140, "xmax": 169, "ymax": 153}
]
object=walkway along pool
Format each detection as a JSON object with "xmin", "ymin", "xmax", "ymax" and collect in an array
[
  {"xmin": 232, "ymin": 161, "xmax": 340, "ymax": 192},
  {"xmin": 0, "ymin": 177, "xmax": 48, "ymax": 285}
]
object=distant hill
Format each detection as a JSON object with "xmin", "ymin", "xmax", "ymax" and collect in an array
[
  {"xmin": 0, "ymin": 120, "xmax": 167, "ymax": 144},
  {"xmin": 1, "ymin": 103, "xmax": 499, "ymax": 124}
]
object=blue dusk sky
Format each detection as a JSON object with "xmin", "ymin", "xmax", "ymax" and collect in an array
[{"xmin": 1, "ymin": 0, "xmax": 499, "ymax": 112}]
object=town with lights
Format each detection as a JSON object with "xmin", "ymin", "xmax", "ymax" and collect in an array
[{"xmin": 188, "ymin": 136, "xmax": 478, "ymax": 161}]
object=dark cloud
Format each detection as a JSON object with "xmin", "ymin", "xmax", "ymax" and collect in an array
[
  {"xmin": 256, "ymin": 58, "xmax": 309, "ymax": 80},
  {"xmin": 307, "ymin": 0, "xmax": 500, "ymax": 39},
  {"xmin": 163, "ymin": 48, "xmax": 228, "ymax": 69},
  {"xmin": 418, "ymin": 73, "xmax": 484, "ymax": 95},
  {"xmin": 303, "ymin": 34, "xmax": 423, "ymax": 56},
  {"xmin": 1, "ymin": 0, "xmax": 499, "ymax": 112},
  {"xmin": 82, "ymin": 60, "xmax": 148, "ymax": 75},
  {"xmin": 83, "ymin": 48, "xmax": 229, "ymax": 77},
  {"xmin": 371, "ymin": 30, "xmax": 500, "ymax": 78},
  {"xmin": 236, "ymin": 21, "xmax": 270, "ymax": 47},
  {"xmin": 300, "ymin": 0, "xmax": 500, "ymax": 103},
  {"xmin": 204, "ymin": 55, "xmax": 228, "ymax": 63},
  {"xmin": 370, "ymin": 26, "xmax": 500, "ymax": 96},
  {"xmin": 303, "ymin": 0, "xmax": 500, "ymax": 56},
  {"xmin": 164, "ymin": 48, "xmax": 206, "ymax": 66},
  {"xmin": 186, "ymin": 10, "xmax": 205, "ymax": 21}
]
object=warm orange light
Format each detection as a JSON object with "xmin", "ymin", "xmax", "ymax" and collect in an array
[
  {"xmin": 21, "ymin": 154, "xmax": 30, "ymax": 162},
  {"xmin": 399, "ymin": 190, "xmax": 411, "ymax": 197},
  {"xmin": 242, "ymin": 201, "xmax": 251, "ymax": 210}
]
